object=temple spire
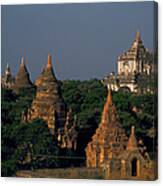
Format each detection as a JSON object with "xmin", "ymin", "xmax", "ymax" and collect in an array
[
  {"xmin": 127, "ymin": 126, "xmax": 138, "ymax": 151},
  {"xmin": 5, "ymin": 63, "xmax": 11, "ymax": 75},
  {"xmin": 47, "ymin": 53, "xmax": 52, "ymax": 68},
  {"xmin": 20, "ymin": 57, "xmax": 25, "ymax": 67},
  {"xmin": 101, "ymin": 88, "xmax": 119, "ymax": 126},
  {"xmin": 135, "ymin": 30, "xmax": 141, "ymax": 41}
]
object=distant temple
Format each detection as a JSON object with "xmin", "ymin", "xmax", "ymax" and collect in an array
[
  {"xmin": 85, "ymin": 89, "xmax": 155, "ymax": 180},
  {"xmin": 12, "ymin": 57, "xmax": 34, "ymax": 94},
  {"xmin": 1, "ymin": 54, "xmax": 77, "ymax": 150},
  {"xmin": 102, "ymin": 31, "xmax": 154, "ymax": 93},
  {"xmin": 1, "ymin": 57, "xmax": 34, "ymax": 94},
  {"xmin": 1, "ymin": 63, "xmax": 15, "ymax": 89}
]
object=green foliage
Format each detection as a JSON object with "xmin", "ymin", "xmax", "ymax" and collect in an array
[
  {"xmin": 1, "ymin": 79, "xmax": 157, "ymax": 176},
  {"xmin": 61, "ymin": 79, "xmax": 107, "ymax": 129},
  {"xmin": 112, "ymin": 91, "xmax": 157, "ymax": 153},
  {"xmin": 1, "ymin": 88, "xmax": 60, "ymax": 176}
]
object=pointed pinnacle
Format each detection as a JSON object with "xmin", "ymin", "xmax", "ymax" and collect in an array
[{"xmin": 47, "ymin": 53, "xmax": 52, "ymax": 68}]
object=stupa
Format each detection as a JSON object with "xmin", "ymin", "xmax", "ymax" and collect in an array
[
  {"xmin": 12, "ymin": 57, "xmax": 34, "ymax": 93},
  {"xmin": 23, "ymin": 54, "xmax": 66, "ymax": 135}
]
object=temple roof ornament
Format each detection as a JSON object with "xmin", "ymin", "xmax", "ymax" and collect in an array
[
  {"xmin": 127, "ymin": 126, "xmax": 138, "ymax": 151},
  {"xmin": 47, "ymin": 53, "xmax": 52, "ymax": 68}
]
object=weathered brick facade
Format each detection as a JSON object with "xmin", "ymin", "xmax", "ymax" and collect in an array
[
  {"xmin": 22, "ymin": 54, "xmax": 78, "ymax": 149},
  {"xmin": 85, "ymin": 90, "xmax": 156, "ymax": 180},
  {"xmin": 23, "ymin": 54, "xmax": 66, "ymax": 135}
]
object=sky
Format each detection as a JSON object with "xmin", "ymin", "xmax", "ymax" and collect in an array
[{"xmin": 1, "ymin": 1, "xmax": 155, "ymax": 81}]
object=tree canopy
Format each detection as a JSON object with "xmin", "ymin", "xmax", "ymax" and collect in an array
[{"xmin": 1, "ymin": 79, "xmax": 157, "ymax": 176}]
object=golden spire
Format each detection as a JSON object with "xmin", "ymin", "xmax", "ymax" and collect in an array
[
  {"xmin": 101, "ymin": 88, "xmax": 118, "ymax": 125},
  {"xmin": 135, "ymin": 30, "xmax": 141, "ymax": 41},
  {"xmin": 20, "ymin": 57, "xmax": 25, "ymax": 67},
  {"xmin": 127, "ymin": 126, "xmax": 138, "ymax": 151},
  {"xmin": 47, "ymin": 53, "xmax": 52, "ymax": 68}
]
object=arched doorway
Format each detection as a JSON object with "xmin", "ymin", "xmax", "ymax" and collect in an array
[{"xmin": 131, "ymin": 158, "xmax": 137, "ymax": 176}]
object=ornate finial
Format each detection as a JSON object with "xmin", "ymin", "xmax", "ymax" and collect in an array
[
  {"xmin": 131, "ymin": 126, "xmax": 135, "ymax": 135},
  {"xmin": 47, "ymin": 53, "xmax": 52, "ymax": 68},
  {"xmin": 5, "ymin": 63, "xmax": 11, "ymax": 75},
  {"xmin": 127, "ymin": 125, "xmax": 138, "ymax": 151},
  {"xmin": 136, "ymin": 30, "xmax": 141, "ymax": 40},
  {"xmin": 20, "ymin": 57, "xmax": 25, "ymax": 67}
]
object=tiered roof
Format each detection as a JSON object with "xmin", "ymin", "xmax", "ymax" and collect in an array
[
  {"xmin": 86, "ymin": 90, "xmax": 128, "ymax": 167},
  {"xmin": 24, "ymin": 54, "xmax": 66, "ymax": 134},
  {"xmin": 13, "ymin": 57, "xmax": 33, "ymax": 93},
  {"xmin": 118, "ymin": 31, "xmax": 149, "ymax": 62}
]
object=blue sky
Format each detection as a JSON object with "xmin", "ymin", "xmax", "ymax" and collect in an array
[{"xmin": 1, "ymin": 1, "xmax": 155, "ymax": 81}]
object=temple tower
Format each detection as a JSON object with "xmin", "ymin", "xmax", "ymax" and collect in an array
[
  {"xmin": 85, "ymin": 90, "xmax": 153, "ymax": 180},
  {"xmin": 24, "ymin": 54, "xmax": 66, "ymax": 135},
  {"xmin": 1, "ymin": 63, "xmax": 15, "ymax": 89},
  {"xmin": 12, "ymin": 57, "xmax": 34, "ymax": 93},
  {"xmin": 103, "ymin": 31, "xmax": 154, "ymax": 93},
  {"xmin": 85, "ymin": 89, "xmax": 128, "ymax": 168},
  {"xmin": 117, "ymin": 31, "xmax": 152, "ymax": 76}
]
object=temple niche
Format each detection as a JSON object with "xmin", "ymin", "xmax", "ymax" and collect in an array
[{"xmin": 85, "ymin": 90, "xmax": 155, "ymax": 180}]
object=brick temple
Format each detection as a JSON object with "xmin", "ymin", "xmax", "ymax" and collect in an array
[
  {"xmin": 12, "ymin": 57, "xmax": 34, "ymax": 94},
  {"xmin": 85, "ymin": 89, "xmax": 155, "ymax": 180},
  {"xmin": 22, "ymin": 54, "xmax": 77, "ymax": 149}
]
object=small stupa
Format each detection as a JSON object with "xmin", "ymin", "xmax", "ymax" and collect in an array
[{"xmin": 12, "ymin": 57, "xmax": 33, "ymax": 93}]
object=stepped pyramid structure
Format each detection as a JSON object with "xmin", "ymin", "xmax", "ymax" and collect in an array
[
  {"xmin": 12, "ymin": 57, "xmax": 34, "ymax": 93},
  {"xmin": 86, "ymin": 89, "xmax": 155, "ymax": 180},
  {"xmin": 85, "ymin": 90, "xmax": 128, "ymax": 168},
  {"xmin": 1, "ymin": 63, "xmax": 15, "ymax": 89},
  {"xmin": 23, "ymin": 54, "xmax": 67, "ymax": 135},
  {"xmin": 102, "ymin": 31, "xmax": 154, "ymax": 93}
]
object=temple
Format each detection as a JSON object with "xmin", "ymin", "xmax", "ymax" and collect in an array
[
  {"xmin": 22, "ymin": 54, "xmax": 78, "ymax": 150},
  {"xmin": 1, "ymin": 63, "xmax": 15, "ymax": 89},
  {"xmin": 12, "ymin": 57, "xmax": 34, "ymax": 94},
  {"xmin": 85, "ymin": 89, "xmax": 155, "ymax": 180},
  {"xmin": 23, "ymin": 54, "xmax": 67, "ymax": 134},
  {"xmin": 102, "ymin": 31, "xmax": 154, "ymax": 93}
]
